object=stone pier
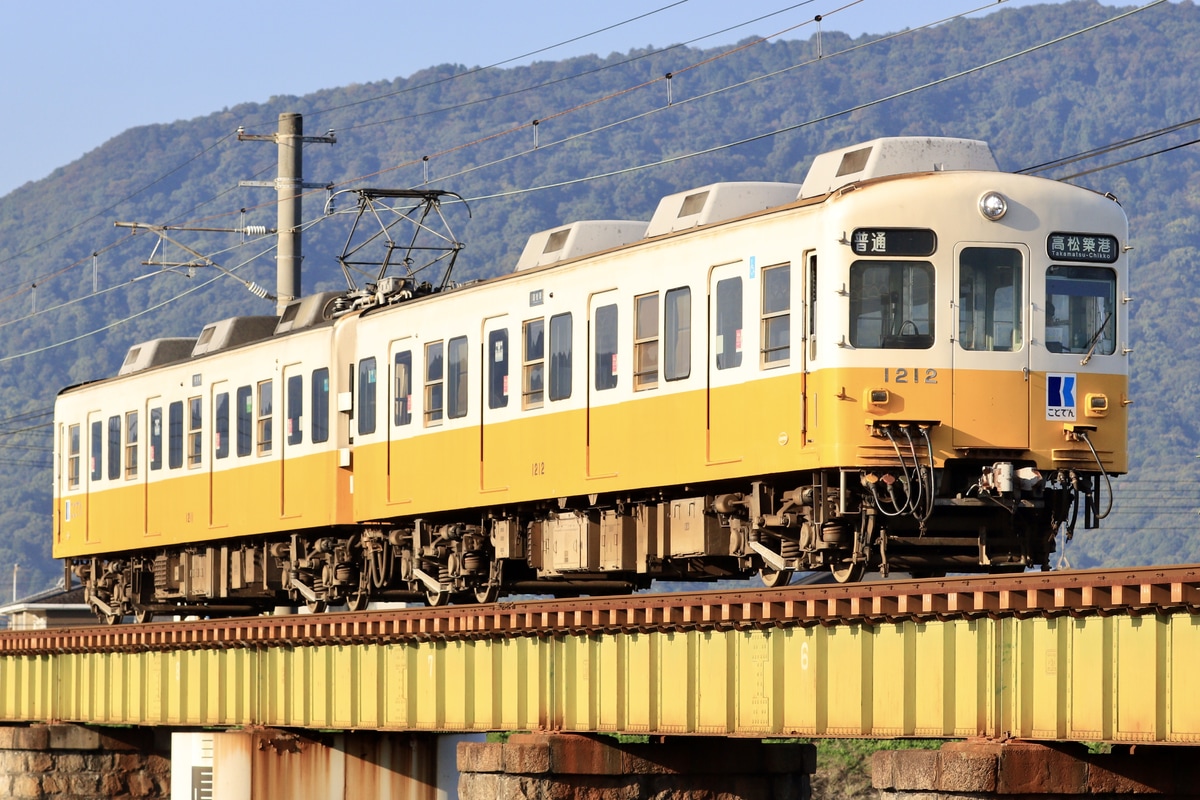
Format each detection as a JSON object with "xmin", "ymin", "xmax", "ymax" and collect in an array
[
  {"xmin": 0, "ymin": 724, "xmax": 170, "ymax": 799},
  {"xmin": 458, "ymin": 733, "xmax": 816, "ymax": 799}
]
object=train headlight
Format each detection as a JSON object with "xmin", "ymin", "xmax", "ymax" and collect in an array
[{"xmin": 978, "ymin": 191, "xmax": 1008, "ymax": 221}]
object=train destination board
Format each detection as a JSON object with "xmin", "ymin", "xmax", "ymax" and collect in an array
[
  {"xmin": 1047, "ymin": 232, "xmax": 1118, "ymax": 263},
  {"xmin": 851, "ymin": 228, "xmax": 936, "ymax": 256}
]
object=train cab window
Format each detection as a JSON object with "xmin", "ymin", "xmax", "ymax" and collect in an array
[
  {"xmin": 849, "ymin": 261, "xmax": 934, "ymax": 349},
  {"xmin": 90, "ymin": 421, "xmax": 102, "ymax": 481},
  {"xmin": 958, "ymin": 248, "xmax": 1021, "ymax": 352},
  {"xmin": 393, "ymin": 355, "xmax": 412, "ymax": 426},
  {"xmin": 107, "ymin": 416, "xmax": 120, "ymax": 481},
  {"xmin": 1045, "ymin": 265, "xmax": 1116, "ymax": 355},
  {"xmin": 312, "ymin": 368, "xmax": 330, "ymax": 442},
  {"xmin": 665, "ymin": 288, "xmax": 691, "ymax": 381},
  {"xmin": 168, "ymin": 401, "xmax": 184, "ymax": 469},
  {"xmin": 761, "ymin": 265, "xmax": 791, "ymax": 366},
  {"xmin": 594, "ymin": 304, "xmax": 618, "ymax": 391},
  {"xmin": 236, "ymin": 386, "xmax": 252, "ymax": 457},
  {"xmin": 188, "ymin": 397, "xmax": 202, "ymax": 467},
  {"xmin": 634, "ymin": 292, "xmax": 659, "ymax": 390},
  {"xmin": 257, "ymin": 380, "xmax": 273, "ymax": 455},
  {"xmin": 358, "ymin": 358, "xmax": 377, "ymax": 436},
  {"xmin": 425, "ymin": 341, "xmax": 444, "ymax": 426},
  {"xmin": 715, "ymin": 278, "xmax": 742, "ymax": 370},
  {"xmin": 150, "ymin": 408, "xmax": 162, "ymax": 471},
  {"xmin": 215, "ymin": 393, "xmax": 230, "ymax": 459},
  {"xmin": 287, "ymin": 374, "xmax": 304, "ymax": 445},
  {"xmin": 67, "ymin": 424, "xmax": 80, "ymax": 489},
  {"xmin": 125, "ymin": 411, "xmax": 138, "ymax": 478},
  {"xmin": 522, "ymin": 320, "xmax": 545, "ymax": 409},
  {"xmin": 488, "ymin": 331, "xmax": 509, "ymax": 409},
  {"xmin": 549, "ymin": 314, "xmax": 572, "ymax": 401},
  {"xmin": 447, "ymin": 336, "xmax": 469, "ymax": 419}
]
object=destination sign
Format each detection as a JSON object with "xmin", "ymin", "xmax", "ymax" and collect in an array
[
  {"xmin": 851, "ymin": 228, "xmax": 936, "ymax": 257},
  {"xmin": 1047, "ymin": 232, "xmax": 1118, "ymax": 263}
]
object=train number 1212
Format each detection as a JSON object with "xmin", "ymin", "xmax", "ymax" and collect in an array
[{"xmin": 883, "ymin": 368, "xmax": 938, "ymax": 384}]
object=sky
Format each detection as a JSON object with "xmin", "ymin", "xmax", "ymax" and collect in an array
[{"xmin": 0, "ymin": 0, "xmax": 1138, "ymax": 198}]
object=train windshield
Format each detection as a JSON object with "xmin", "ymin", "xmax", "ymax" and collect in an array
[
  {"xmin": 1045, "ymin": 265, "xmax": 1116, "ymax": 355},
  {"xmin": 849, "ymin": 261, "xmax": 934, "ymax": 349}
]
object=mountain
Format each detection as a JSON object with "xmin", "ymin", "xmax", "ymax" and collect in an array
[{"xmin": 2, "ymin": 0, "xmax": 1198, "ymax": 593}]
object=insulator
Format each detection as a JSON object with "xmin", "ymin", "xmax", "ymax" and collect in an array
[
  {"xmin": 243, "ymin": 225, "xmax": 268, "ymax": 237},
  {"xmin": 247, "ymin": 282, "xmax": 270, "ymax": 299}
]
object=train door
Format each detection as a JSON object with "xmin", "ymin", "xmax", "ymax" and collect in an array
[
  {"xmin": 707, "ymin": 260, "xmax": 748, "ymax": 464},
  {"xmin": 209, "ymin": 381, "xmax": 231, "ymax": 529},
  {"xmin": 85, "ymin": 410, "xmax": 103, "ymax": 543},
  {"xmin": 952, "ymin": 244, "xmax": 1030, "ymax": 448},
  {"xmin": 587, "ymin": 290, "xmax": 621, "ymax": 478},
  {"xmin": 281, "ymin": 364, "xmax": 304, "ymax": 519},
  {"xmin": 481, "ymin": 317, "xmax": 511, "ymax": 492},
  {"xmin": 145, "ymin": 400, "xmax": 165, "ymax": 537},
  {"xmin": 387, "ymin": 337, "xmax": 415, "ymax": 506}
]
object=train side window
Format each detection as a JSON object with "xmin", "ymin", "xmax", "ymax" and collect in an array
[
  {"xmin": 1045, "ymin": 265, "xmax": 1115, "ymax": 355},
  {"xmin": 850, "ymin": 261, "xmax": 935, "ymax": 349},
  {"xmin": 125, "ymin": 411, "xmax": 138, "ymax": 478},
  {"xmin": 90, "ymin": 421, "xmax": 102, "ymax": 481},
  {"xmin": 448, "ymin": 336, "xmax": 469, "ymax": 419},
  {"xmin": 312, "ymin": 368, "xmax": 330, "ymax": 443},
  {"xmin": 215, "ymin": 393, "xmax": 230, "ymax": 459},
  {"xmin": 393, "ymin": 354, "xmax": 412, "ymax": 426},
  {"xmin": 549, "ymin": 313, "xmax": 572, "ymax": 401},
  {"xmin": 665, "ymin": 287, "xmax": 691, "ymax": 381},
  {"xmin": 188, "ymin": 397, "xmax": 202, "ymax": 467},
  {"xmin": 634, "ymin": 292, "xmax": 659, "ymax": 390},
  {"xmin": 808, "ymin": 253, "xmax": 818, "ymax": 361},
  {"xmin": 425, "ymin": 341, "xmax": 444, "ymax": 426},
  {"xmin": 257, "ymin": 380, "xmax": 273, "ymax": 455},
  {"xmin": 715, "ymin": 278, "xmax": 742, "ymax": 370},
  {"xmin": 958, "ymin": 248, "xmax": 1020, "ymax": 351},
  {"xmin": 150, "ymin": 408, "xmax": 162, "ymax": 471},
  {"xmin": 594, "ymin": 304, "xmax": 618, "ymax": 391},
  {"xmin": 761, "ymin": 265, "xmax": 791, "ymax": 366},
  {"xmin": 236, "ymin": 386, "xmax": 252, "ymax": 457},
  {"xmin": 488, "ymin": 331, "xmax": 509, "ymax": 409},
  {"xmin": 168, "ymin": 401, "xmax": 184, "ymax": 469},
  {"xmin": 67, "ymin": 424, "xmax": 80, "ymax": 488},
  {"xmin": 107, "ymin": 415, "xmax": 121, "ymax": 480},
  {"xmin": 287, "ymin": 374, "xmax": 304, "ymax": 445},
  {"xmin": 523, "ymin": 320, "xmax": 545, "ymax": 409},
  {"xmin": 358, "ymin": 358, "xmax": 377, "ymax": 435}
]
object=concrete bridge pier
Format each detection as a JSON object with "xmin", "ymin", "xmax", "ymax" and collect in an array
[{"xmin": 873, "ymin": 740, "xmax": 1200, "ymax": 798}]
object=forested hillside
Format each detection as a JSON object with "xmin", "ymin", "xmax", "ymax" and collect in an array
[{"xmin": 2, "ymin": 0, "xmax": 1198, "ymax": 593}]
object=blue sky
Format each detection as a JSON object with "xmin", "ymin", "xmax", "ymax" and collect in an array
[{"xmin": 0, "ymin": 0, "xmax": 1134, "ymax": 197}]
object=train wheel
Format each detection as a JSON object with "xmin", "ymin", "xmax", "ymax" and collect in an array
[
  {"xmin": 133, "ymin": 606, "xmax": 154, "ymax": 624},
  {"xmin": 759, "ymin": 567, "xmax": 794, "ymax": 588},
  {"xmin": 473, "ymin": 583, "xmax": 499, "ymax": 604},
  {"xmin": 347, "ymin": 591, "xmax": 370, "ymax": 612},
  {"xmin": 830, "ymin": 561, "xmax": 866, "ymax": 584},
  {"xmin": 425, "ymin": 588, "xmax": 451, "ymax": 607},
  {"xmin": 305, "ymin": 598, "xmax": 328, "ymax": 614}
]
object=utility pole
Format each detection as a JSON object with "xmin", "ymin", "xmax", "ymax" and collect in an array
[{"xmin": 238, "ymin": 113, "xmax": 336, "ymax": 314}]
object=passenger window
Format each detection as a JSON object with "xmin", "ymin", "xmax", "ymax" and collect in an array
[
  {"xmin": 257, "ymin": 380, "xmax": 273, "ymax": 455},
  {"xmin": 448, "ymin": 336, "xmax": 469, "ymax": 419},
  {"xmin": 808, "ymin": 253, "xmax": 818, "ymax": 360},
  {"xmin": 634, "ymin": 292, "xmax": 659, "ymax": 390},
  {"xmin": 215, "ymin": 393, "xmax": 230, "ymax": 459},
  {"xmin": 523, "ymin": 320, "xmax": 545, "ymax": 409},
  {"xmin": 549, "ymin": 313, "xmax": 572, "ymax": 401},
  {"xmin": 168, "ymin": 401, "xmax": 183, "ymax": 469},
  {"xmin": 358, "ymin": 358, "xmax": 377, "ymax": 435},
  {"xmin": 67, "ymin": 424, "xmax": 80, "ymax": 488},
  {"xmin": 665, "ymin": 287, "xmax": 691, "ymax": 381},
  {"xmin": 488, "ymin": 331, "xmax": 509, "ymax": 409},
  {"xmin": 594, "ymin": 304, "xmax": 618, "ymax": 391},
  {"xmin": 958, "ymin": 248, "xmax": 1020, "ymax": 351},
  {"xmin": 715, "ymin": 278, "xmax": 742, "ymax": 370},
  {"xmin": 425, "ymin": 342, "xmax": 444, "ymax": 426},
  {"xmin": 1045, "ymin": 265, "xmax": 1116, "ymax": 355},
  {"xmin": 236, "ymin": 386, "xmax": 253, "ymax": 457},
  {"xmin": 150, "ymin": 408, "xmax": 162, "ymax": 471},
  {"xmin": 287, "ymin": 374, "xmax": 304, "ymax": 445},
  {"xmin": 761, "ymin": 265, "xmax": 791, "ymax": 366},
  {"xmin": 107, "ymin": 415, "xmax": 121, "ymax": 480},
  {"xmin": 312, "ymin": 368, "xmax": 330, "ymax": 443},
  {"xmin": 393, "ymin": 354, "xmax": 412, "ymax": 426},
  {"xmin": 90, "ymin": 421, "xmax": 102, "ymax": 481},
  {"xmin": 850, "ymin": 261, "xmax": 934, "ymax": 349},
  {"xmin": 188, "ymin": 397, "xmax": 202, "ymax": 467},
  {"xmin": 125, "ymin": 411, "xmax": 138, "ymax": 478}
]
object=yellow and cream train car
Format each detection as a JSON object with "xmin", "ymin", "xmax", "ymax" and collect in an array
[{"xmin": 53, "ymin": 137, "xmax": 1129, "ymax": 621}]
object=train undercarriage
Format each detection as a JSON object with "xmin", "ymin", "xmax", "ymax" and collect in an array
[{"xmin": 75, "ymin": 459, "xmax": 1107, "ymax": 624}]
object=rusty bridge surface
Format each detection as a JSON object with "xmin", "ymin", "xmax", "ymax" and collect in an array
[{"xmin": 1, "ymin": 564, "xmax": 1198, "ymax": 742}]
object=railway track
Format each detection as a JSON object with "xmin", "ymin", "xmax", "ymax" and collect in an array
[{"xmin": 3, "ymin": 564, "xmax": 1197, "ymax": 655}]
